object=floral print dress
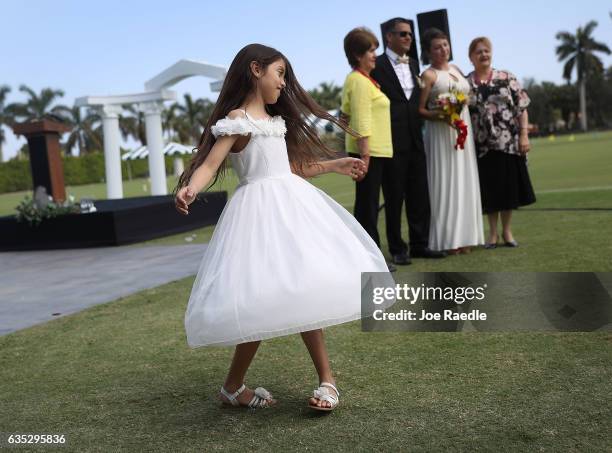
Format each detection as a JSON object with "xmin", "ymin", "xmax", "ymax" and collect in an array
[
  {"xmin": 466, "ymin": 69, "xmax": 535, "ymax": 213},
  {"xmin": 467, "ymin": 69, "xmax": 530, "ymax": 158}
]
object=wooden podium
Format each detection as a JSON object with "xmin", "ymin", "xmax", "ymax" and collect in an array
[{"xmin": 13, "ymin": 119, "xmax": 71, "ymax": 202}]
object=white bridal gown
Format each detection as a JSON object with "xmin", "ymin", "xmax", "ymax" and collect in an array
[
  {"xmin": 184, "ymin": 112, "xmax": 394, "ymax": 347},
  {"xmin": 424, "ymin": 66, "xmax": 484, "ymax": 251}
]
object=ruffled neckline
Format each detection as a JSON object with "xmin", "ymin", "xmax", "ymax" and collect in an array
[
  {"xmin": 210, "ymin": 115, "xmax": 287, "ymax": 138},
  {"xmin": 245, "ymin": 114, "xmax": 282, "ymax": 123}
]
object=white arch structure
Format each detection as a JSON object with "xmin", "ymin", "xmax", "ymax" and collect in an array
[{"xmin": 75, "ymin": 59, "xmax": 226, "ymax": 199}]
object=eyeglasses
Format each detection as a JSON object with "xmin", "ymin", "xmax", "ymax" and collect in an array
[{"xmin": 390, "ymin": 30, "xmax": 413, "ymax": 38}]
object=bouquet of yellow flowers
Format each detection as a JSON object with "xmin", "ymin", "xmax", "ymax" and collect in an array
[{"xmin": 435, "ymin": 90, "xmax": 468, "ymax": 149}]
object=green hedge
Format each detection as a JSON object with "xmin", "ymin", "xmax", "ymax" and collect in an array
[
  {"xmin": 0, "ymin": 160, "xmax": 32, "ymax": 194},
  {"xmin": 0, "ymin": 153, "xmax": 183, "ymax": 194}
]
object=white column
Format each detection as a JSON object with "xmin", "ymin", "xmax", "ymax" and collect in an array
[
  {"xmin": 100, "ymin": 104, "xmax": 123, "ymax": 199},
  {"xmin": 173, "ymin": 156, "xmax": 185, "ymax": 177},
  {"xmin": 140, "ymin": 101, "xmax": 167, "ymax": 195}
]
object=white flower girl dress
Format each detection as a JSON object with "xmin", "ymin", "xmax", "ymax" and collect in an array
[{"xmin": 184, "ymin": 111, "xmax": 394, "ymax": 347}]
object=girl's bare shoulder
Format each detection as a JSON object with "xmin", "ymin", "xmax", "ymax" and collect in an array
[
  {"xmin": 227, "ymin": 109, "xmax": 247, "ymax": 120},
  {"xmin": 210, "ymin": 110, "xmax": 251, "ymax": 139}
]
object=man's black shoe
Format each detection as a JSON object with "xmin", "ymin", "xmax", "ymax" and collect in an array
[
  {"xmin": 410, "ymin": 248, "xmax": 447, "ymax": 259},
  {"xmin": 392, "ymin": 252, "xmax": 412, "ymax": 265},
  {"xmin": 387, "ymin": 262, "xmax": 397, "ymax": 272}
]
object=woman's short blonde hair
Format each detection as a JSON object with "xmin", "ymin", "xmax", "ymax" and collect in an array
[
  {"xmin": 344, "ymin": 27, "xmax": 379, "ymax": 68},
  {"xmin": 469, "ymin": 37, "xmax": 493, "ymax": 56}
]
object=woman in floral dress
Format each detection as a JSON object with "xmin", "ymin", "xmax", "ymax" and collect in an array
[{"xmin": 467, "ymin": 37, "xmax": 536, "ymax": 249}]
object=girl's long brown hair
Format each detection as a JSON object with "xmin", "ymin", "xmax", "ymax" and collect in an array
[{"xmin": 174, "ymin": 43, "xmax": 357, "ymax": 195}]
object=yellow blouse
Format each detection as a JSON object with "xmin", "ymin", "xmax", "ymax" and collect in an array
[{"xmin": 341, "ymin": 71, "xmax": 392, "ymax": 158}]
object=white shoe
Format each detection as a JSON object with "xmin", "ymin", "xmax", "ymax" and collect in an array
[
  {"xmin": 308, "ymin": 381, "xmax": 339, "ymax": 412},
  {"xmin": 219, "ymin": 384, "xmax": 277, "ymax": 409}
]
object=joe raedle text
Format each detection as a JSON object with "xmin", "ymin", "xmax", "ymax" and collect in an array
[
  {"xmin": 371, "ymin": 283, "xmax": 488, "ymax": 322},
  {"xmin": 372, "ymin": 309, "xmax": 487, "ymax": 321}
]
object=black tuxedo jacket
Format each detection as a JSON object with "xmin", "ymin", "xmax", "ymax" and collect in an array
[{"xmin": 370, "ymin": 53, "xmax": 424, "ymax": 154}]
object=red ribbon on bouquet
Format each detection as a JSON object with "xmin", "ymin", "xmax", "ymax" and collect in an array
[{"xmin": 453, "ymin": 119, "xmax": 468, "ymax": 150}]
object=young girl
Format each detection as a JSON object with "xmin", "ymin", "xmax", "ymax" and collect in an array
[{"xmin": 174, "ymin": 44, "xmax": 393, "ymax": 412}]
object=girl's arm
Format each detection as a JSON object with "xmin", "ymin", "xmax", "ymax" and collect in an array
[
  {"xmin": 187, "ymin": 135, "xmax": 237, "ymax": 192},
  {"xmin": 418, "ymin": 69, "xmax": 444, "ymax": 121},
  {"xmin": 175, "ymin": 134, "xmax": 239, "ymax": 215},
  {"xmin": 292, "ymin": 157, "xmax": 366, "ymax": 179}
]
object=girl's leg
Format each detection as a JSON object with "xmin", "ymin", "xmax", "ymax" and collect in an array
[
  {"xmin": 501, "ymin": 210, "xmax": 514, "ymax": 242},
  {"xmin": 487, "ymin": 212, "xmax": 500, "ymax": 244},
  {"xmin": 221, "ymin": 340, "xmax": 272, "ymax": 405},
  {"xmin": 300, "ymin": 329, "xmax": 336, "ymax": 408},
  {"xmin": 224, "ymin": 340, "xmax": 260, "ymax": 389}
]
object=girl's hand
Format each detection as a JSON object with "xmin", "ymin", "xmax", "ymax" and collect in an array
[
  {"xmin": 334, "ymin": 157, "xmax": 367, "ymax": 181},
  {"xmin": 175, "ymin": 185, "xmax": 197, "ymax": 215},
  {"xmin": 357, "ymin": 154, "xmax": 370, "ymax": 181},
  {"xmin": 519, "ymin": 131, "xmax": 530, "ymax": 154}
]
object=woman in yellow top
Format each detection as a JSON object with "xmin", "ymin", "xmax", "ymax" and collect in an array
[{"xmin": 341, "ymin": 27, "xmax": 393, "ymax": 267}]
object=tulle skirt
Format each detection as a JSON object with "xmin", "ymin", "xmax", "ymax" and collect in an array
[{"xmin": 184, "ymin": 173, "xmax": 394, "ymax": 347}]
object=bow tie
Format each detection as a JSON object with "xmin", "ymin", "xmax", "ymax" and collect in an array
[{"xmin": 396, "ymin": 56, "xmax": 410, "ymax": 64}]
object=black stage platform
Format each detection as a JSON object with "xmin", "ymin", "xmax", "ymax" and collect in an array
[{"xmin": 0, "ymin": 192, "xmax": 227, "ymax": 251}]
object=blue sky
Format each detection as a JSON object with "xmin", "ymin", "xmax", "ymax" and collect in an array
[{"xmin": 2, "ymin": 0, "xmax": 611, "ymax": 159}]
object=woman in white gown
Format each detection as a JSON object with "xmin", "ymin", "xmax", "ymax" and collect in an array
[
  {"xmin": 418, "ymin": 28, "xmax": 484, "ymax": 253},
  {"xmin": 174, "ymin": 44, "xmax": 394, "ymax": 411}
]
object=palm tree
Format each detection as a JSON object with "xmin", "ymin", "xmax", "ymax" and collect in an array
[
  {"xmin": 556, "ymin": 20, "xmax": 611, "ymax": 131},
  {"xmin": 119, "ymin": 104, "xmax": 147, "ymax": 145},
  {"xmin": 199, "ymin": 99, "xmax": 215, "ymax": 135},
  {"xmin": 0, "ymin": 85, "xmax": 12, "ymax": 162},
  {"xmin": 308, "ymin": 82, "xmax": 342, "ymax": 110},
  {"xmin": 173, "ymin": 94, "xmax": 213, "ymax": 143},
  {"xmin": 5, "ymin": 85, "xmax": 68, "ymax": 123},
  {"xmin": 53, "ymin": 106, "xmax": 102, "ymax": 155},
  {"xmin": 170, "ymin": 114, "xmax": 195, "ymax": 145},
  {"xmin": 162, "ymin": 102, "xmax": 197, "ymax": 144},
  {"xmin": 162, "ymin": 103, "xmax": 181, "ymax": 142}
]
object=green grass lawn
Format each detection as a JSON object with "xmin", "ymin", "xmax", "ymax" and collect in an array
[
  {"xmin": 1, "ymin": 131, "xmax": 611, "ymax": 451},
  {"xmin": 1, "ymin": 280, "xmax": 610, "ymax": 451}
]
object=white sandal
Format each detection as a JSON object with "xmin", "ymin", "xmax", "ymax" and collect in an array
[
  {"xmin": 219, "ymin": 384, "xmax": 276, "ymax": 409},
  {"xmin": 309, "ymin": 381, "xmax": 339, "ymax": 412}
]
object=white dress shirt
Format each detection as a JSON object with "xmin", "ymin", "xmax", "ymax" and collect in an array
[{"xmin": 386, "ymin": 47, "xmax": 414, "ymax": 100}]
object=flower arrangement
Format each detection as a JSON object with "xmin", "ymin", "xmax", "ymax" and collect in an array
[
  {"xmin": 15, "ymin": 194, "xmax": 82, "ymax": 226},
  {"xmin": 435, "ymin": 90, "xmax": 468, "ymax": 150}
]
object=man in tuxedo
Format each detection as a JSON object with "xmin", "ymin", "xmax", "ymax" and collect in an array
[{"xmin": 370, "ymin": 17, "xmax": 446, "ymax": 263}]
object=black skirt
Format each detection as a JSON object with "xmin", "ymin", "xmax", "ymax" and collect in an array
[{"xmin": 477, "ymin": 151, "xmax": 536, "ymax": 214}]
